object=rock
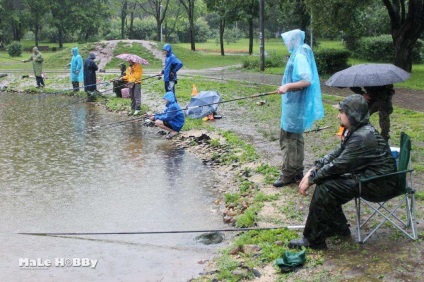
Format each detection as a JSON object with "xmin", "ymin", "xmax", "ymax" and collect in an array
[
  {"xmin": 223, "ymin": 215, "xmax": 233, "ymax": 223},
  {"xmin": 231, "ymin": 269, "xmax": 248, "ymax": 276},
  {"xmin": 229, "ymin": 246, "xmax": 242, "ymax": 255},
  {"xmin": 242, "ymin": 244, "xmax": 262, "ymax": 254},
  {"xmin": 195, "ymin": 232, "xmax": 224, "ymax": 245}
]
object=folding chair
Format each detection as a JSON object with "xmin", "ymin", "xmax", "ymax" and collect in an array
[{"xmin": 354, "ymin": 132, "xmax": 418, "ymax": 243}]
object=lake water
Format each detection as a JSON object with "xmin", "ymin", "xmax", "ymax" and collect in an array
[{"xmin": 0, "ymin": 92, "xmax": 226, "ymax": 281}]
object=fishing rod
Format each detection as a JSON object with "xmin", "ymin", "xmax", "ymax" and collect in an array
[
  {"xmin": 89, "ymin": 91, "xmax": 280, "ymax": 131},
  {"xmin": 304, "ymin": 125, "xmax": 331, "ymax": 134},
  {"xmin": 18, "ymin": 225, "xmax": 305, "ymax": 236},
  {"xmin": 182, "ymin": 90, "xmax": 279, "ymax": 111}
]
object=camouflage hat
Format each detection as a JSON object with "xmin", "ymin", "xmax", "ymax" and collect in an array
[{"xmin": 334, "ymin": 94, "xmax": 369, "ymax": 127}]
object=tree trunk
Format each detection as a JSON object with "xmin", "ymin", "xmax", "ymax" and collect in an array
[
  {"xmin": 58, "ymin": 28, "xmax": 63, "ymax": 49},
  {"xmin": 248, "ymin": 18, "xmax": 253, "ymax": 55},
  {"xmin": 129, "ymin": 11, "xmax": 134, "ymax": 39},
  {"xmin": 34, "ymin": 26, "xmax": 39, "ymax": 47},
  {"xmin": 189, "ymin": 17, "xmax": 195, "ymax": 51},
  {"xmin": 393, "ymin": 36, "xmax": 414, "ymax": 72},
  {"xmin": 219, "ymin": 19, "xmax": 225, "ymax": 56},
  {"xmin": 157, "ymin": 18, "xmax": 161, "ymax": 41},
  {"xmin": 120, "ymin": 1, "xmax": 127, "ymax": 39}
]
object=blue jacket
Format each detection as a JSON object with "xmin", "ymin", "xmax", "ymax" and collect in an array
[
  {"xmin": 154, "ymin": 92, "xmax": 185, "ymax": 132},
  {"xmin": 161, "ymin": 44, "xmax": 183, "ymax": 82},
  {"xmin": 70, "ymin": 47, "xmax": 84, "ymax": 82}
]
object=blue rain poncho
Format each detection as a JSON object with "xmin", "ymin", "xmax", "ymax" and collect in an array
[
  {"xmin": 161, "ymin": 44, "xmax": 183, "ymax": 82},
  {"xmin": 154, "ymin": 92, "xmax": 185, "ymax": 132},
  {"xmin": 280, "ymin": 29, "xmax": 324, "ymax": 133},
  {"xmin": 70, "ymin": 47, "xmax": 84, "ymax": 82}
]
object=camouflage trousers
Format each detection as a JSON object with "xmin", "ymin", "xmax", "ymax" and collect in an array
[
  {"xmin": 303, "ymin": 177, "xmax": 358, "ymax": 244},
  {"xmin": 303, "ymin": 175, "xmax": 399, "ymax": 244},
  {"xmin": 279, "ymin": 129, "xmax": 304, "ymax": 182},
  {"xmin": 368, "ymin": 97, "xmax": 393, "ymax": 141}
]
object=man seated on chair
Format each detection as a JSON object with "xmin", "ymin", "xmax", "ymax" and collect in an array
[
  {"xmin": 288, "ymin": 94, "xmax": 399, "ymax": 249},
  {"xmin": 148, "ymin": 91, "xmax": 185, "ymax": 139}
]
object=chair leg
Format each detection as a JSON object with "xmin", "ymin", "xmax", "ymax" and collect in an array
[{"xmin": 355, "ymin": 197, "xmax": 363, "ymax": 243}]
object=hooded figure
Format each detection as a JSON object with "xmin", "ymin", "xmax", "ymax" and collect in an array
[
  {"xmin": 280, "ymin": 29, "xmax": 324, "ymax": 133},
  {"xmin": 160, "ymin": 44, "xmax": 183, "ymax": 97},
  {"xmin": 152, "ymin": 91, "xmax": 185, "ymax": 138},
  {"xmin": 83, "ymin": 53, "xmax": 98, "ymax": 92},
  {"xmin": 288, "ymin": 94, "xmax": 399, "ymax": 250},
  {"xmin": 69, "ymin": 47, "xmax": 84, "ymax": 91},
  {"xmin": 273, "ymin": 29, "xmax": 324, "ymax": 188},
  {"xmin": 23, "ymin": 47, "xmax": 44, "ymax": 87}
]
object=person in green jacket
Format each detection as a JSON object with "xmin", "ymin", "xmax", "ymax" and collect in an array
[
  {"xmin": 288, "ymin": 94, "xmax": 399, "ymax": 250},
  {"xmin": 22, "ymin": 47, "xmax": 45, "ymax": 88}
]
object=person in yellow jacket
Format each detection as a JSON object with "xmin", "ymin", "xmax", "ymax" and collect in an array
[{"xmin": 119, "ymin": 60, "xmax": 143, "ymax": 115}]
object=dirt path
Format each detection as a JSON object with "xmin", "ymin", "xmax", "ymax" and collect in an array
[{"xmin": 91, "ymin": 40, "xmax": 164, "ymax": 70}]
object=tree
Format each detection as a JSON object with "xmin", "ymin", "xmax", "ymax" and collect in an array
[
  {"xmin": 383, "ymin": 0, "xmax": 424, "ymax": 71},
  {"xmin": 24, "ymin": 0, "xmax": 50, "ymax": 46},
  {"xmin": 205, "ymin": 0, "xmax": 239, "ymax": 56},
  {"xmin": 179, "ymin": 0, "xmax": 196, "ymax": 51},
  {"xmin": 1, "ymin": 0, "xmax": 27, "ymax": 42},
  {"xmin": 49, "ymin": 0, "xmax": 75, "ymax": 48},
  {"xmin": 138, "ymin": 0, "xmax": 170, "ymax": 42},
  {"xmin": 75, "ymin": 0, "xmax": 111, "ymax": 42},
  {"xmin": 237, "ymin": 0, "xmax": 258, "ymax": 55},
  {"xmin": 305, "ymin": 0, "xmax": 424, "ymax": 71}
]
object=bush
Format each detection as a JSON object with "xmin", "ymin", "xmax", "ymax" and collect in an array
[
  {"xmin": 315, "ymin": 49, "xmax": 350, "ymax": 75},
  {"xmin": 354, "ymin": 35, "xmax": 423, "ymax": 63},
  {"xmin": 241, "ymin": 50, "xmax": 287, "ymax": 70},
  {"xmin": 6, "ymin": 41, "xmax": 23, "ymax": 57}
]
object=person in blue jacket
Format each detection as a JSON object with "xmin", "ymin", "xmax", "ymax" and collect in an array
[
  {"xmin": 159, "ymin": 44, "xmax": 183, "ymax": 99},
  {"xmin": 68, "ymin": 47, "xmax": 84, "ymax": 92},
  {"xmin": 273, "ymin": 29, "xmax": 324, "ymax": 188},
  {"xmin": 148, "ymin": 91, "xmax": 185, "ymax": 139}
]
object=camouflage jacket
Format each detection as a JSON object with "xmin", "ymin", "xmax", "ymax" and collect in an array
[{"xmin": 310, "ymin": 95, "xmax": 396, "ymax": 186}]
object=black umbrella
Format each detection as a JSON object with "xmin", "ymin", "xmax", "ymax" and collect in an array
[{"xmin": 325, "ymin": 63, "xmax": 411, "ymax": 87}]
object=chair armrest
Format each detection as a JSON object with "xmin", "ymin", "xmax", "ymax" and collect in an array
[{"xmin": 359, "ymin": 169, "xmax": 414, "ymax": 183}]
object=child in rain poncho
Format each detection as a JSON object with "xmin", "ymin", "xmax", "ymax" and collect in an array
[{"xmin": 148, "ymin": 91, "xmax": 185, "ymax": 139}]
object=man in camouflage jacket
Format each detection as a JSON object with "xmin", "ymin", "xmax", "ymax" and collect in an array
[{"xmin": 289, "ymin": 94, "xmax": 399, "ymax": 249}]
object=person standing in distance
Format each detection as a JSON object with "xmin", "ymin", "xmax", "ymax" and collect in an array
[
  {"xmin": 68, "ymin": 47, "xmax": 84, "ymax": 92},
  {"xmin": 273, "ymin": 29, "xmax": 324, "ymax": 188},
  {"xmin": 22, "ymin": 47, "xmax": 45, "ymax": 88},
  {"xmin": 119, "ymin": 59, "xmax": 143, "ymax": 115},
  {"xmin": 159, "ymin": 44, "xmax": 183, "ymax": 100},
  {"xmin": 83, "ymin": 53, "xmax": 99, "ymax": 101}
]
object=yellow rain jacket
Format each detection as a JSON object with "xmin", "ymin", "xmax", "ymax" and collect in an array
[{"xmin": 121, "ymin": 63, "xmax": 143, "ymax": 84}]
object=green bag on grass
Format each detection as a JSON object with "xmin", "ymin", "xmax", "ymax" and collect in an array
[{"xmin": 275, "ymin": 249, "xmax": 306, "ymax": 273}]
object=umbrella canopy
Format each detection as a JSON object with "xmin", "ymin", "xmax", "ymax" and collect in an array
[
  {"xmin": 116, "ymin": 54, "xmax": 149, "ymax": 65},
  {"xmin": 325, "ymin": 63, "xmax": 411, "ymax": 87},
  {"xmin": 185, "ymin": 91, "xmax": 222, "ymax": 119}
]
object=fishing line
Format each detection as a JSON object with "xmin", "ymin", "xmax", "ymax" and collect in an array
[
  {"xmin": 89, "ymin": 91, "xmax": 279, "ymax": 131},
  {"xmin": 0, "ymin": 55, "xmax": 24, "ymax": 62},
  {"xmin": 18, "ymin": 225, "xmax": 305, "ymax": 236}
]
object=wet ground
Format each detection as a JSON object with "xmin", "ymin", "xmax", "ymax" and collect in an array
[{"xmin": 0, "ymin": 92, "xmax": 227, "ymax": 281}]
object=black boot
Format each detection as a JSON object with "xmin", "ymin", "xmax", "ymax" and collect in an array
[{"xmin": 288, "ymin": 238, "xmax": 327, "ymax": 250}]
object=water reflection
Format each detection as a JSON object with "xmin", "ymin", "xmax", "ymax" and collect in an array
[{"xmin": 0, "ymin": 92, "xmax": 225, "ymax": 280}]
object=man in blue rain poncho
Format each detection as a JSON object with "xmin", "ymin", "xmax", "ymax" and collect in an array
[
  {"xmin": 148, "ymin": 92, "xmax": 185, "ymax": 139},
  {"xmin": 159, "ymin": 44, "xmax": 183, "ymax": 99},
  {"xmin": 68, "ymin": 47, "xmax": 84, "ymax": 92},
  {"xmin": 273, "ymin": 29, "xmax": 324, "ymax": 188}
]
